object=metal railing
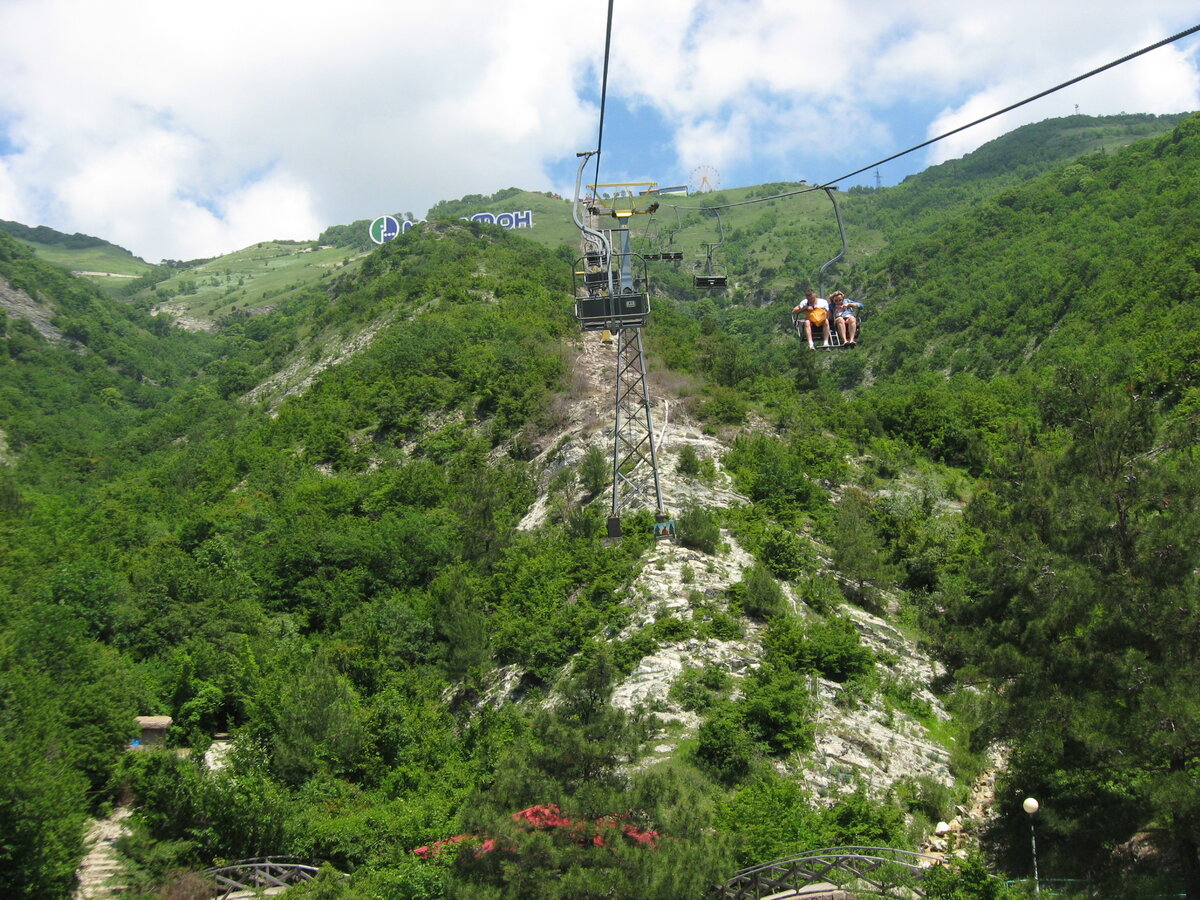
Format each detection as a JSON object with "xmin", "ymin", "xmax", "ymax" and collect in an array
[
  {"xmin": 202, "ymin": 857, "xmax": 332, "ymax": 898},
  {"xmin": 721, "ymin": 846, "xmax": 943, "ymax": 899}
]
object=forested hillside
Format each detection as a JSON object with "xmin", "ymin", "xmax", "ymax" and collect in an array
[
  {"xmin": 1, "ymin": 114, "xmax": 1198, "ymax": 900},
  {"xmin": 15, "ymin": 113, "xmax": 1175, "ymax": 331}
]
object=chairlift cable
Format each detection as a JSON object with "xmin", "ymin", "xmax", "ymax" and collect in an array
[
  {"xmin": 591, "ymin": 0, "xmax": 618, "ymax": 191},
  {"xmin": 821, "ymin": 20, "xmax": 1200, "ymax": 189},
  {"xmin": 817, "ymin": 187, "xmax": 847, "ymax": 298},
  {"xmin": 663, "ymin": 21, "xmax": 1200, "ymax": 213}
]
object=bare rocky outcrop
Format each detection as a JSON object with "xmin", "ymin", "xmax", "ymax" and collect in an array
[
  {"xmin": 609, "ymin": 527, "xmax": 958, "ymax": 802},
  {"xmin": 148, "ymin": 300, "xmax": 217, "ymax": 333},
  {"xmin": 1, "ymin": 274, "xmax": 67, "ymax": 344},
  {"xmin": 241, "ymin": 313, "xmax": 394, "ymax": 412},
  {"xmin": 507, "ymin": 331, "xmax": 966, "ymax": 812}
]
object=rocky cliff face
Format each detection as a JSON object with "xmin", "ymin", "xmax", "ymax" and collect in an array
[
  {"xmin": 513, "ymin": 332, "xmax": 966, "ymax": 814},
  {"xmin": 1, "ymin": 274, "xmax": 67, "ymax": 345}
]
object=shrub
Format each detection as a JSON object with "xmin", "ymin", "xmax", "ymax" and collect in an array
[
  {"xmin": 696, "ymin": 706, "xmax": 754, "ymax": 783},
  {"xmin": 700, "ymin": 388, "xmax": 748, "ymax": 425},
  {"xmin": 612, "ymin": 629, "xmax": 659, "ymax": 676},
  {"xmin": 919, "ymin": 853, "xmax": 1018, "ymax": 899},
  {"xmin": 677, "ymin": 444, "xmax": 702, "ymax": 476},
  {"xmin": 793, "ymin": 573, "xmax": 842, "ymax": 614},
  {"xmin": 677, "ymin": 504, "xmax": 721, "ymax": 554},
  {"xmin": 650, "ymin": 615, "xmax": 693, "ymax": 643},
  {"xmin": 579, "ymin": 444, "xmax": 609, "ymax": 496},
  {"xmin": 669, "ymin": 667, "xmax": 732, "ymax": 712},
  {"xmin": 897, "ymin": 775, "xmax": 956, "ymax": 823},
  {"xmin": 881, "ymin": 677, "xmax": 934, "ymax": 721},
  {"xmin": 825, "ymin": 787, "xmax": 906, "ymax": 848},
  {"xmin": 758, "ymin": 526, "xmax": 816, "ymax": 581},
  {"xmin": 731, "ymin": 564, "xmax": 787, "ymax": 620},
  {"xmin": 696, "ymin": 609, "xmax": 744, "ymax": 641},
  {"xmin": 761, "ymin": 615, "xmax": 874, "ymax": 683}
]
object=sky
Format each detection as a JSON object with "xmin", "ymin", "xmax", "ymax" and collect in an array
[{"xmin": 0, "ymin": 1, "xmax": 1197, "ymax": 264}]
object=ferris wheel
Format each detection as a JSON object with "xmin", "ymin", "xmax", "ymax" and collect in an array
[{"xmin": 689, "ymin": 165, "xmax": 720, "ymax": 194}]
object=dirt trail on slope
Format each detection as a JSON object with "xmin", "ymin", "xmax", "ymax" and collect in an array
[{"xmin": 73, "ymin": 806, "xmax": 131, "ymax": 899}]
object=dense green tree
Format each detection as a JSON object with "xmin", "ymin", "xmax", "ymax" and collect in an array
[
  {"xmin": 829, "ymin": 486, "xmax": 897, "ymax": 606},
  {"xmin": 0, "ymin": 737, "xmax": 89, "ymax": 899},
  {"xmin": 921, "ymin": 854, "xmax": 1019, "ymax": 899},
  {"xmin": 696, "ymin": 705, "xmax": 755, "ymax": 783},
  {"xmin": 431, "ymin": 567, "xmax": 492, "ymax": 681},
  {"xmin": 718, "ymin": 771, "xmax": 829, "ymax": 865},
  {"xmin": 444, "ymin": 649, "xmax": 731, "ymax": 898},
  {"xmin": 579, "ymin": 444, "xmax": 609, "ymax": 497},
  {"xmin": 119, "ymin": 747, "xmax": 287, "ymax": 861},
  {"xmin": 250, "ymin": 653, "xmax": 368, "ymax": 786},
  {"xmin": 4, "ymin": 116, "xmax": 1200, "ymax": 897},
  {"xmin": 938, "ymin": 373, "xmax": 1200, "ymax": 892}
]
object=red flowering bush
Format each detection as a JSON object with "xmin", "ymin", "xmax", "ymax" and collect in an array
[{"xmin": 413, "ymin": 803, "xmax": 658, "ymax": 860}]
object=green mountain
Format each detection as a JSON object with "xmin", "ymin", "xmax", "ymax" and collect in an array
[
  {"xmin": 92, "ymin": 112, "xmax": 1195, "ymax": 331},
  {"xmin": 0, "ymin": 219, "xmax": 155, "ymax": 292},
  {"xmin": 1, "ymin": 112, "xmax": 1198, "ymax": 899}
]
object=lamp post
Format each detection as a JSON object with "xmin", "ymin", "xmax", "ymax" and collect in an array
[{"xmin": 1022, "ymin": 797, "xmax": 1040, "ymax": 894}]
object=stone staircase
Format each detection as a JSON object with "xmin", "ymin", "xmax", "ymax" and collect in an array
[{"xmin": 73, "ymin": 806, "xmax": 132, "ymax": 899}]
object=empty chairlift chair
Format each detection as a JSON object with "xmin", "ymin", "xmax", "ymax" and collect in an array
[
  {"xmin": 574, "ymin": 251, "xmax": 650, "ymax": 332},
  {"xmin": 660, "ymin": 206, "xmax": 684, "ymax": 261},
  {"xmin": 693, "ymin": 207, "xmax": 727, "ymax": 289}
]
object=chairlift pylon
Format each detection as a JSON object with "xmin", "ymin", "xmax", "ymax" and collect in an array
[{"xmin": 569, "ymin": 149, "xmax": 668, "ymax": 538}]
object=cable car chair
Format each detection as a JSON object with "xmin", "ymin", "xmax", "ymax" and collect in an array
[
  {"xmin": 638, "ymin": 207, "xmax": 664, "ymax": 261},
  {"xmin": 573, "ymin": 253, "xmax": 651, "ymax": 331},
  {"xmin": 693, "ymin": 207, "xmax": 727, "ymax": 289},
  {"xmin": 657, "ymin": 206, "xmax": 684, "ymax": 261},
  {"xmin": 570, "ymin": 152, "xmax": 651, "ymax": 332},
  {"xmin": 790, "ymin": 186, "xmax": 861, "ymax": 348}
]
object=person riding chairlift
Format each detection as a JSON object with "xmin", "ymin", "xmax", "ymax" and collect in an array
[
  {"xmin": 830, "ymin": 291, "xmax": 863, "ymax": 346},
  {"xmin": 792, "ymin": 289, "xmax": 831, "ymax": 349}
]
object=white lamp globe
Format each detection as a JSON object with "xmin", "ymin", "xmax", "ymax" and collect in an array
[{"xmin": 1022, "ymin": 797, "xmax": 1040, "ymax": 815}]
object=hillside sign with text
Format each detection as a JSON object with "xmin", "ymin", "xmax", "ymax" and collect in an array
[{"xmin": 369, "ymin": 210, "xmax": 534, "ymax": 243}]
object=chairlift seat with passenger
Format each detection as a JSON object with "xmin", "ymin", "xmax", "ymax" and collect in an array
[
  {"xmin": 581, "ymin": 269, "xmax": 610, "ymax": 290},
  {"xmin": 790, "ymin": 303, "xmax": 865, "ymax": 349}
]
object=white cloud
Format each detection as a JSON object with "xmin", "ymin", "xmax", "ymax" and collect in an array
[
  {"xmin": 609, "ymin": 1, "xmax": 1199, "ymax": 183},
  {"xmin": 0, "ymin": 0, "xmax": 602, "ymax": 260},
  {"xmin": 927, "ymin": 36, "xmax": 1200, "ymax": 165},
  {"xmin": 0, "ymin": 159, "xmax": 29, "ymax": 224},
  {"xmin": 0, "ymin": 0, "xmax": 1196, "ymax": 259}
]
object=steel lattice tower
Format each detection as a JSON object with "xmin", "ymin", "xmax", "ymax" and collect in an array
[
  {"xmin": 570, "ymin": 152, "xmax": 671, "ymax": 539},
  {"xmin": 609, "ymin": 299, "xmax": 664, "ymax": 529}
]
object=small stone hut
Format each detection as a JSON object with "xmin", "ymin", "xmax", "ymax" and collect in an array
[{"xmin": 132, "ymin": 715, "xmax": 172, "ymax": 748}]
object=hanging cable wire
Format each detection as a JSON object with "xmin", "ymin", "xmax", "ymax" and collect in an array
[
  {"xmin": 591, "ymin": 0, "xmax": 617, "ymax": 192},
  {"xmin": 668, "ymin": 21, "xmax": 1200, "ymax": 212},
  {"xmin": 822, "ymin": 21, "xmax": 1200, "ymax": 188}
]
